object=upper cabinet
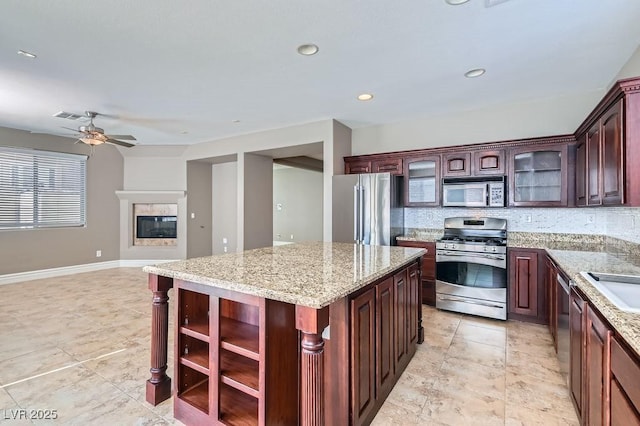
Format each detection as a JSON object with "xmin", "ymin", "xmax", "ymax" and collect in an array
[
  {"xmin": 509, "ymin": 144, "xmax": 568, "ymax": 207},
  {"xmin": 576, "ymin": 98, "xmax": 624, "ymax": 206},
  {"xmin": 442, "ymin": 152, "xmax": 471, "ymax": 177},
  {"xmin": 575, "ymin": 77, "xmax": 640, "ymax": 207},
  {"xmin": 345, "ymin": 156, "xmax": 403, "ymax": 175},
  {"xmin": 473, "ymin": 149, "xmax": 505, "ymax": 175},
  {"xmin": 404, "ymin": 155, "xmax": 440, "ymax": 207}
]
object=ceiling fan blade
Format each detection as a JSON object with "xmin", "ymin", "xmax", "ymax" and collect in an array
[
  {"xmin": 105, "ymin": 138, "xmax": 135, "ymax": 148},
  {"xmin": 104, "ymin": 134, "xmax": 136, "ymax": 141},
  {"xmin": 61, "ymin": 126, "xmax": 81, "ymax": 132}
]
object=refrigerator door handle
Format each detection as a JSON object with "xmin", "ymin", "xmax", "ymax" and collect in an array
[
  {"xmin": 359, "ymin": 186, "xmax": 365, "ymax": 244},
  {"xmin": 353, "ymin": 185, "xmax": 360, "ymax": 243}
]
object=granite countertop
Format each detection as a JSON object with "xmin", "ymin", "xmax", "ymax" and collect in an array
[
  {"xmin": 143, "ymin": 241, "xmax": 424, "ymax": 309},
  {"xmin": 546, "ymin": 250, "xmax": 640, "ymax": 356}
]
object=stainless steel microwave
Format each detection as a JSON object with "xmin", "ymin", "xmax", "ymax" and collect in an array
[{"xmin": 442, "ymin": 176, "xmax": 506, "ymax": 207}]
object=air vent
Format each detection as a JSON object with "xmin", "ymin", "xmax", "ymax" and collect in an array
[{"xmin": 53, "ymin": 111, "xmax": 84, "ymax": 120}]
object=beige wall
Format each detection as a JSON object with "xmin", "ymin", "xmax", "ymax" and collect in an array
[
  {"xmin": 186, "ymin": 160, "xmax": 213, "ymax": 258},
  {"xmin": 273, "ymin": 167, "xmax": 323, "ymax": 243},
  {"xmin": 212, "ymin": 161, "xmax": 238, "ymax": 254},
  {"xmin": 242, "ymin": 153, "xmax": 273, "ymax": 250},
  {"xmin": 0, "ymin": 127, "xmax": 123, "ymax": 274},
  {"xmin": 613, "ymin": 45, "xmax": 640, "ymax": 83}
]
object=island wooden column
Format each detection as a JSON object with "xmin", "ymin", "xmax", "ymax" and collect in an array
[
  {"xmin": 296, "ymin": 305, "xmax": 330, "ymax": 426},
  {"xmin": 146, "ymin": 274, "xmax": 173, "ymax": 405}
]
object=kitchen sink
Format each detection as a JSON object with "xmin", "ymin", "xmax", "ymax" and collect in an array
[{"xmin": 580, "ymin": 272, "xmax": 640, "ymax": 313}]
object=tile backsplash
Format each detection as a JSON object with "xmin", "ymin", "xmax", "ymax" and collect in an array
[{"xmin": 405, "ymin": 207, "xmax": 640, "ymax": 244}]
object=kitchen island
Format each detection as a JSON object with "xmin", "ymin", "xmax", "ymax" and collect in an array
[{"xmin": 143, "ymin": 241, "xmax": 425, "ymax": 426}]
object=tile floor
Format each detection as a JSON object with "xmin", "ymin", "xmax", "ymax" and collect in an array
[{"xmin": 0, "ymin": 268, "xmax": 579, "ymax": 425}]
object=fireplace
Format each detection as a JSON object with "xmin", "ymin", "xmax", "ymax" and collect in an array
[{"xmin": 136, "ymin": 216, "xmax": 177, "ymax": 239}]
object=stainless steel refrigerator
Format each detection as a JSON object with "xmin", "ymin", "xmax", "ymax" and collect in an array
[{"xmin": 332, "ymin": 173, "xmax": 404, "ymax": 245}]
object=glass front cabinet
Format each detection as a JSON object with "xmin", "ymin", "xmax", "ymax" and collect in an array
[
  {"xmin": 404, "ymin": 155, "xmax": 441, "ymax": 207},
  {"xmin": 509, "ymin": 144, "xmax": 568, "ymax": 207}
]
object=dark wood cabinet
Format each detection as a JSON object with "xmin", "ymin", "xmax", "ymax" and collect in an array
[
  {"xmin": 585, "ymin": 304, "xmax": 612, "ymax": 426},
  {"xmin": 396, "ymin": 241, "xmax": 436, "ymax": 306},
  {"xmin": 508, "ymin": 144, "xmax": 569, "ymax": 207},
  {"xmin": 569, "ymin": 286, "xmax": 586, "ymax": 419},
  {"xmin": 473, "ymin": 149, "xmax": 505, "ymax": 175},
  {"xmin": 404, "ymin": 156, "xmax": 440, "ymax": 207},
  {"xmin": 580, "ymin": 99, "xmax": 625, "ymax": 206},
  {"xmin": 350, "ymin": 287, "xmax": 376, "ymax": 425},
  {"xmin": 508, "ymin": 248, "xmax": 546, "ymax": 322},
  {"xmin": 407, "ymin": 263, "xmax": 420, "ymax": 348},
  {"xmin": 575, "ymin": 136, "xmax": 588, "ymax": 206},
  {"xmin": 610, "ymin": 337, "xmax": 640, "ymax": 425},
  {"xmin": 393, "ymin": 269, "xmax": 408, "ymax": 369},
  {"xmin": 173, "ymin": 281, "xmax": 298, "ymax": 426},
  {"xmin": 344, "ymin": 156, "xmax": 403, "ymax": 175},
  {"xmin": 442, "ymin": 152, "xmax": 471, "ymax": 177},
  {"xmin": 376, "ymin": 277, "xmax": 395, "ymax": 396}
]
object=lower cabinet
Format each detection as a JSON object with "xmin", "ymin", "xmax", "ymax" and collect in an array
[
  {"xmin": 348, "ymin": 260, "xmax": 421, "ymax": 425},
  {"xmin": 610, "ymin": 337, "xmax": 640, "ymax": 425},
  {"xmin": 397, "ymin": 240, "xmax": 436, "ymax": 306},
  {"xmin": 507, "ymin": 248, "xmax": 547, "ymax": 323},
  {"xmin": 585, "ymin": 304, "xmax": 613, "ymax": 426}
]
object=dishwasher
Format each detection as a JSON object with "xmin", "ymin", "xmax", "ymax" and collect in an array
[{"xmin": 556, "ymin": 273, "xmax": 570, "ymax": 382}]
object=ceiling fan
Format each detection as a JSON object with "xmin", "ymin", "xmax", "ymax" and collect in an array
[{"xmin": 57, "ymin": 111, "xmax": 137, "ymax": 148}]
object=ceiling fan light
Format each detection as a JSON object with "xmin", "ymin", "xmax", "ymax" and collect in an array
[{"xmin": 80, "ymin": 136, "xmax": 106, "ymax": 146}]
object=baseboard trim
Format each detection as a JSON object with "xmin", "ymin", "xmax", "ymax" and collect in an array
[{"xmin": 0, "ymin": 259, "xmax": 179, "ymax": 286}]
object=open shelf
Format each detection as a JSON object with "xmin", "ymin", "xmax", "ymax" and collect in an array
[
  {"xmin": 178, "ymin": 365, "xmax": 209, "ymax": 414},
  {"xmin": 220, "ymin": 349, "xmax": 259, "ymax": 398},
  {"xmin": 180, "ymin": 334, "xmax": 209, "ymax": 375},
  {"xmin": 220, "ymin": 317, "xmax": 260, "ymax": 360},
  {"xmin": 180, "ymin": 322, "xmax": 210, "ymax": 342},
  {"xmin": 218, "ymin": 383, "xmax": 258, "ymax": 426}
]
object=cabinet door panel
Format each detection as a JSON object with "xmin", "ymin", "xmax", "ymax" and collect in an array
[
  {"xmin": 442, "ymin": 152, "xmax": 471, "ymax": 177},
  {"xmin": 346, "ymin": 160, "xmax": 371, "ymax": 174},
  {"xmin": 509, "ymin": 144, "xmax": 568, "ymax": 207},
  {"xmin": 575, "ymin": 138, "xmax": 587, "ymax": 206},
  {"xmin": 372, "ymin": 158, "xmax": 403, "ymax": 175},
  {"xmin": 585, "ymin": 306, "xmax": 612, "ymax": 426},
  {"xmin": 601, "ymin": 100, "xmax": 624, "ymax": 205},
  {"xmin": 587, "ymin": 123, "xmax": 602, "ymax": 205},
  {"xmin": 350, "ymin": 288, "xmax": 376, "ymax": 424},
  {"xmin": 508, "ymin": 250, "xmax": 538, "ymax": 317},
  {"xmin": 473, "ymin": 150, "xmax": 505, "ymax": 175},
  {"xmin": 394, "ymin": 270, "xmax": 408, "ymax": 367},
  {"xmin": 611, "ymin": 380, "xmax": 640, "ymax": 426},
  {"xmin": 376, "ymin": 278, "xmax": 394, "ymax": 395},
  {"xmin": 404, "ymin": 156, "xmax": 440, "ymax": 207}
]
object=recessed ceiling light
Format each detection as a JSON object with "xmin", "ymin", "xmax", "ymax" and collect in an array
[
  {"xmin": 17, "ymin": 50, "xmax": 37, "ymax": 59},
  {"xmin": 297, "ymin": 44, "xmax": 319, "ymax": 56},
  {"xmin": 181, "ymin": 130, "xmax": 189, "ymax": 134},
  {"xmin": 232, "ymin": 119, "xmax": 240, "ymax": 123},
  {"xmin": 357, "ymin": 93, "xmax": 374, "ymax": 101},
  {"xmin": 445, "ymin": 0, "xmax": 470, "ymax": 5},
  {"xmin": 464, "ymin": 68, "xmax": 486, "ymax": 78}
]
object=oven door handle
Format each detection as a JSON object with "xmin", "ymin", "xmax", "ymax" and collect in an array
[
  {"xmin": 437, "ymin": 251, "xmax": 505, "ymax": 261},
  {"xmin": 438, "ymin": 295, "xmax": 504, "ymax": 309}
]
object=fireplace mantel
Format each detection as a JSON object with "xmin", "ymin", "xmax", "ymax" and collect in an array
[{"xmin": 116, "ymin": 190, "xmax": 187, "ymax": 260}]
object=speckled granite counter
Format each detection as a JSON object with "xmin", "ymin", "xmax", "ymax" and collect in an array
[
  {"xmin": 144, "ymin": 241, "xmax": 425, "ymax": 309},
  {"xmin": 546, "ymin": 250, "xmax": 640, "ymax": 356}
]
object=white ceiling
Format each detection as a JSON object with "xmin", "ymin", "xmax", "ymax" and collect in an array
[{"xmin": 1, "ymin": 0, "xmax": 639, "ymax": 146}]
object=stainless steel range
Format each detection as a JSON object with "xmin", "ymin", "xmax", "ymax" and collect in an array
[{"xmin": 435, "ymin": 217, "xmax": 508, "ymax": 320}]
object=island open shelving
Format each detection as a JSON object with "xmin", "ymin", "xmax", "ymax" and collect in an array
[{"xmin": 143, "ymin": 242, "xmax": 425, "ymax": 426}]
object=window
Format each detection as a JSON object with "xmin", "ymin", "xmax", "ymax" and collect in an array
[{"xmin": 0, "ymin": 147, "xmax": 87, "ymax": 229}]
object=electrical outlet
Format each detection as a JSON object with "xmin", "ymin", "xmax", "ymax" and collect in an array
[
  {"xmin": 523, "ymin": 214, "xmax": 532, "ymax": 223},
  {"xmin": 96, "ymin": 250, "xmax": 102, "ymax": 258},
  {"xmin": 223, "ymin": 246, "xmax": 228, "ymax": 253},
  {"xmin": 222, "ymin": 237, "xmax": 228, "ymax": 244},
  {"xmin": 290, "ymin": 234, "xmax": 294, "ymax": 240},
  {"xmin": 587, "ymin": 215, "xmax": 595, "ymax": 224},
  {"xmin": 191, "ymin": 212, "xmax": 195, "ymax": 219}
]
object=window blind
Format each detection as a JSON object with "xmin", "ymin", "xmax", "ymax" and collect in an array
[{"xmin": 0, "ymin": 147, "xmax": 87, "ymax": 229}]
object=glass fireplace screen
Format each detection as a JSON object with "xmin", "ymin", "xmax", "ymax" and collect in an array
[{"xmin": 136, "ymin": 216, "xmax": 177, "ymax": 238}]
